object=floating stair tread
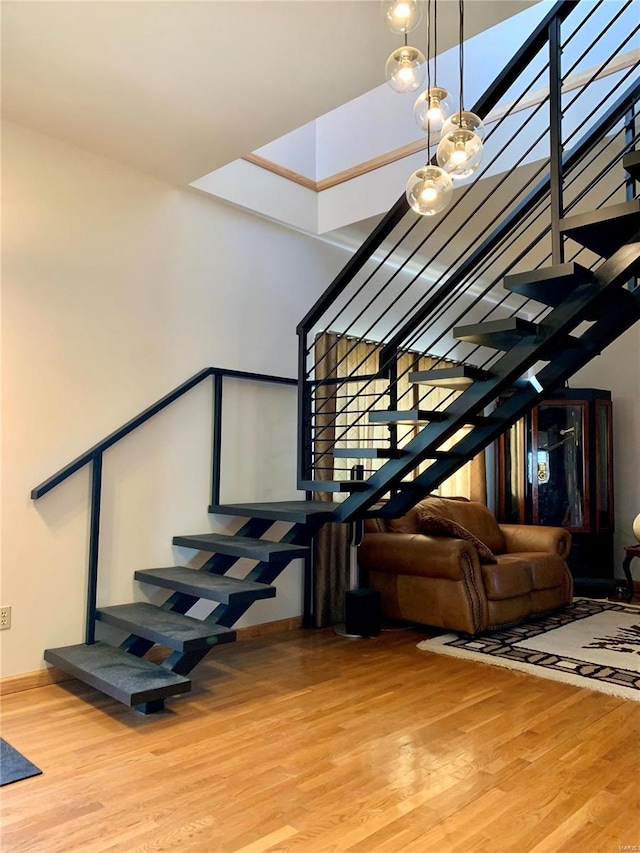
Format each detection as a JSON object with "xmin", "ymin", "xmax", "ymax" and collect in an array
[
  {"xmin": 454, "ymin": 318, "xmax": 539, "ymax": 350},
  {"xmin": 623, "ymin": 150, "xmax": 640, "ymax": 181},
  {"xmin": 369, "ymin": 409, "xmax": 448, "ymax": 424},
  {"xmin": 408, "ymin": 365, "xmax": 490, "ymax": 389},
  {"xmin": 315, "ymin": 373, "xmax": 382, "ymax": 385},
  {"xmin": 44, "ymin": 642, "xmax": 191, "ymax": 707},
  {"xmin": 96, "ymin": 603, "xmax": 236, "ymax": 653},
  {"xmin": 210, "ymin": 501, "xmax": 335, "ymax": 524},
  {"xmin": 504, "ymin": 262, "xmax": 595, "ymax": 307},
  {"xmin": 134, "ymin": 566, "xmax": 276, "ymax": 604},
  {"xmin": 299, "ymin": 479, "xmax": 369, "ymax": 493},
  {"xmin": 333, "ymin": 447, "xmax": 406, "ymax": 459},
  {"xmin": 172, "ymin": 533, "xmax": 309, "ymax": 562},
  {"xmin": 559, "ymin": 199, "xmax": 640, "ymax": 256}
]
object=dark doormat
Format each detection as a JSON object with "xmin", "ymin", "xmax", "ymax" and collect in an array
[{"xmin": 0, "ymin": 738, "xmax": 42, "ymax": 786}]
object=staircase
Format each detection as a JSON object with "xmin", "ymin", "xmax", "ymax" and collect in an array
[
  {"xmin": 44, "ymin": 501, "xmax": 334, "ymax": 712},
  {"xmin": 326, "ymin": 208, "xmax": 640, "ymax": 523},
  {"xmin": 36, "ymin": 0, "xmax": 640, "ymax": 712}
]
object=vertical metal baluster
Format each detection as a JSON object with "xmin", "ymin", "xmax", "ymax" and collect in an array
[
  {"xmin": 298, "ymin": 334, "xmax": 313, "ymax": 483},
  {"xmin": 211, "ymin": 372, "xmax": 223, "ymax": 507},
  {"xmin": 86, "ymin": 452, "xmax": 103, "ymax": 645},
  {"xmin": 549, "ymin": 14, "xmax": 564, "ymax": 265},
  {"xmin": 387, "ymin": 354, "xmax": 399, "ymax": 493}
]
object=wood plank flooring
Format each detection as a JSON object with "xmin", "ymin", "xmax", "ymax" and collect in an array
[{"xmin": 1, "ymin": 627, "xmax": 638, "ymax": 853}]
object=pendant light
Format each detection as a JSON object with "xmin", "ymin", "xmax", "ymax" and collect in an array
[
  {"xmin": 406, "ymin": 0, "xmax": 452, "ymax": 216},
  {"xmin": 437, "ymin": 0, "xmax": 484, "ymax": 180},
  {"xmin": 382, "ymin": 0, "xmax": 422, "ymax": 35},
  {"xmin": 413, "ymin": 0, "xmax": 452, "ymax": 134},
  {"xmin": 406, "ymin": 164, "xmax": 453, "ymax": 215},
  {"xmin": 385, "ymin": 37, "xmax": 426, "ymax": 94}
]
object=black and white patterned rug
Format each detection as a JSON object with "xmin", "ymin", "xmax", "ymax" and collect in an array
[{"xmin": 417, "ymin": 598, "xmax": 640, "ymax": 701}]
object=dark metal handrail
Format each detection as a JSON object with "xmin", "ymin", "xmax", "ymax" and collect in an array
[
  {"xmin": 32, "ymin": 366, "xmax": 296, "ymax": 644},
  {"xmin": 31, "ymin": 367, "xmax": 296, "ymax": 499}
]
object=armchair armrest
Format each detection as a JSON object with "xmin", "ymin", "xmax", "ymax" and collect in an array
[
  {"xmin": 499, "ymin": 524, "xmax": 571, "ymax": 557},
  {"xmin": 358, "ymin": 532, "xmax": 480, "ymax": 581}
]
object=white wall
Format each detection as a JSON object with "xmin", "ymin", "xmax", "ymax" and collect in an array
[
  {"xmin": 1, "ymin": 121, "xmax": 348, "ymax": 677},
  {"xmin": 572, "ymin": 323, "xmax": 640, "ymax": 576}
]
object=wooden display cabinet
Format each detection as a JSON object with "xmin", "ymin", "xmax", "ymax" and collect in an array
[{"xmin": 495, "ymin": 388, "xmax": 614, "ymax": 588}]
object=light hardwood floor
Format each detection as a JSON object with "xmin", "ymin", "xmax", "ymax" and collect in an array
[{"xmin": 1, "ymin": 626, "xmax": 638, "ymax": 853}]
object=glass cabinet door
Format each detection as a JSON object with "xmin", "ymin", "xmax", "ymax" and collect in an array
[{"xmin": 531, "ymin": 402, "xmax": 588, "ymax": 531}]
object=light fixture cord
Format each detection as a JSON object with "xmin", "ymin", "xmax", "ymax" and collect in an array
[
  {"xmin": 426, "ymin": 0, "xmax": 432, "ymax": 158},
  {"xmin": 433, "ymin": 0, "xmax": 438, "ymax": 86},
  {"xmin": 459, "ymin": 0, "xmax": 464, "ymax": 118}
]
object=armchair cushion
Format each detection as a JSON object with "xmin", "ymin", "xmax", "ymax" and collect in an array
[
  {"xmin": 498, "ymin": 551, "xmax": 570, "ymax": 590},
  {"xmin": 416, "ymin": 510, "xmax": 497, "ymax": 563},
  {"xmin": 481, "ymin": 558, "xmax": 532, "ymax": 599},
  {"xmin": 387, "ymin": 496, "xmax": 507, "ymax": 553},
  {"xmin": 429, "ymin": 498, "xmax": 507, "ymax": 554}
]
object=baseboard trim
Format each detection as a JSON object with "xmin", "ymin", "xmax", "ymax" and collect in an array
[
  {"xmin": 0, "ymin": 667, "xmax": 74, "ymax": 695},
  {"xmin": 0, "ymin": 616, "xmax": 305, "ymax": 696},
  {"xmin": 235, "ymin": 615, "xmax": 303, "ymax": 641}
]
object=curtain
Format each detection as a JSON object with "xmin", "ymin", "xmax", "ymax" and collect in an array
[{"xmin": 311, "ymin": 332, "xmax": 486, "ymax": 626}]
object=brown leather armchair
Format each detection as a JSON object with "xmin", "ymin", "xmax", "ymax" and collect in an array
[{"xmin": 358, "ymin": 496, "xmax": 573, "ymax": 635}]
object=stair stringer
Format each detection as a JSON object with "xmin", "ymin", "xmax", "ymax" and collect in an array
[
  {"xmin": 333, "ymin": 240, "xmax": 640, "ymax": 523},
  {"xmin": 138, "ymin": 519, "xmax": 325, "ymax": 675},
  {"xmin": 191, "ymin": 521, "xmax": 316, "ymax": 629},
  {"xmin": 117, "ymin": 516, "xmax": 276, "ymax": 668},
  {"xmin": 47, "ymin": 501, "xmax": 335, "ymax": 711}
]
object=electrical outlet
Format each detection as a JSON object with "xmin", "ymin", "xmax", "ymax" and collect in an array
[{"xmin": 0, "ymin": 606, "xmax": 11, "ymax": 630}]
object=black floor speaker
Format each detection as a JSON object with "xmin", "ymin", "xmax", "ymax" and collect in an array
[{"xmin": 345, "ymin": 588, "xmax": 381, "ymax": 637}]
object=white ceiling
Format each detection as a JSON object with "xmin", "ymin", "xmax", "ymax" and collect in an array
[{"xmin": 1, "ymin": 1, "xmax": 535, "ymax": 186}]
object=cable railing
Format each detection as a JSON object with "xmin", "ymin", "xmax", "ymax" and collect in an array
[{"xmin": 297, "ymin": 0, "xmax": 639, "ymax": 487}]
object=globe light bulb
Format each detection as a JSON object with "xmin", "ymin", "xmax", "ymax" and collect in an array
[
  {"xmin": 398, "ymin": 64, "xmax": 415, "ymax": 84},
  {"xmin": 450, "ymin": 143, "xmax": 468, "ymax": 166},
  {"xmin": 382, "ymin": 0, "xmax": 422, "ymax": 34},
  {"xmin": 437, "ymin": 112, "xmax": 485, "ymax": 179},
  {"xmin": 393, "ymin": 2, "xmax": 410, "ymax": 21},
  {"xmin": 406, "ymin": 165, "xmax": 453, "ymax": 216},
  {"xmin": 420, "ymin": 185, "xmax": 438, "ymax": 203},
  {"xmin": 414, "ymin": 86, "xmax": 453, "ymax": 132},
  {"xmin": 385, "ymin": 46, "xmax": 426, "ymax": 94}
]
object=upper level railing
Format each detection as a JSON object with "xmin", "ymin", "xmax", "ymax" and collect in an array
[
  {"xmin": 31, "ymin": 367, "xmax": 296, "ymax": 643},
  {"xmin": 297, "ymin": 0, "xmax": 639, "ymax": 488}
]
